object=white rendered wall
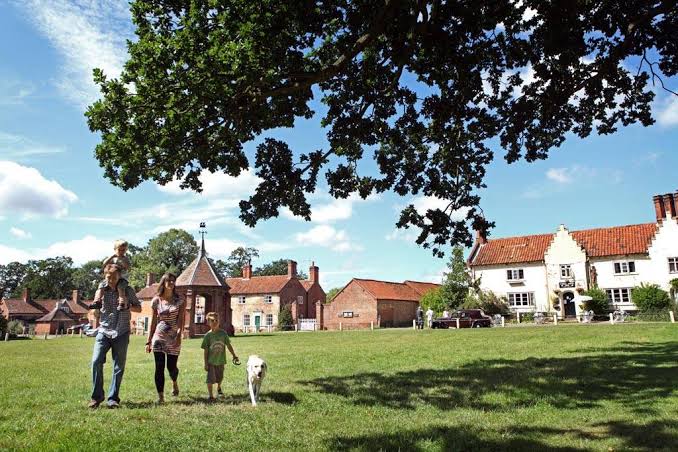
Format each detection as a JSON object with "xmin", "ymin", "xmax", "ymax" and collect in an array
[
  {"xmin": 473, "ymin": 262, "xmax": 548, "ymax": 313},
  {"xmin": 647, "ymin": 217, "xmax": 678, "ymax": 291}
]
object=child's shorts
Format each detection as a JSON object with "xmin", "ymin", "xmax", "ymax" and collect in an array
[
  {"xmin": 98, "ymin": 278, "xmax": 129, "ymax": 290},
  {"xmin": 206, "ymin": 364, "xmax": 224, "ymax": 384}
]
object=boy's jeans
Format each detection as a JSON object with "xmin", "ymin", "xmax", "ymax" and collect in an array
[{"xmin": 91, "ymin": 331, "xmax": 129, "ymax": 403}]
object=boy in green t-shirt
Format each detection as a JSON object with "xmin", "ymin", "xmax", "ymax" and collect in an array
[{"xmin": 201, "ymin": 312, "xmax": 239, "ymax": 401}]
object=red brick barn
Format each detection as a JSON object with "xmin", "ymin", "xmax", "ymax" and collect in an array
[
  {"xmin": 1, "ymin": 288, "xmax": 90, "ymax": 333},
  {"xmin": 321, "ymin": 279, "xmax": 440, "ymax": 330}
]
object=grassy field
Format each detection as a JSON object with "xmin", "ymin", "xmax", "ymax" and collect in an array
[{"xmin": 0, "ymin": 324, "xmax": 677, "ymax": 451}]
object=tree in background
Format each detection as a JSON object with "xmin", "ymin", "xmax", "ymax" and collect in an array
[
  {"xmin": 631, "ymin": 283, "xmax": 672, "ymax": 313},
  {"xmin": 71, "ymin": 260, "xmax": 103, "ymax": 300},
  {"xmin": 0, "ymin": 262, "xmax": 27, "ymax": 299},
  {"xmin": 16, "ymin": 257, "xmax": 75, "ymax": 300},
  {"xmin": 254, "ymin": 259, "xmax": 308, "ymax": 280},
  {"xmin": 420, "ymin": 287, "xmax": 447, "ymax": 316},
  {"xmin": 221, "ymin": 247, "xmax": 260, "ymax": 277},
  {"xmin": 87, "ymin": 1, "xmax": 677, "ymax": 257},
  {"xmin": 581, "ymin": 287, "xmax": 610, "ymax": 313},
  {"xmin": 326, "ymin": 287, "xmax": 342, "ymax": 302},
  {"xmin": 462, "ymin": 290, "xmax": 510, "ymax": 315},
  {"xmin": 278, "ymin": 305, "xmax": 294, "ymax": 331},
  {"xmin": 441, "ymin": 247, "xmax": 475, "ymax": 309}
]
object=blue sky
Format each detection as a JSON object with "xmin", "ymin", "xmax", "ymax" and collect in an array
[{"xmin": 1, "ymin": 1, "xmax": 677, "ymax": 290}]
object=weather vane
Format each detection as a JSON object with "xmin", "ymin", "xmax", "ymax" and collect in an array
[{"xmin": 199, "ymin": 222, "xmax": 207, "ymax": 240}]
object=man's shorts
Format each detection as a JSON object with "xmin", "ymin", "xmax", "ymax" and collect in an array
[{"xmin": 206, "ymin": 364, "xmax": 224, "ymax": 384}]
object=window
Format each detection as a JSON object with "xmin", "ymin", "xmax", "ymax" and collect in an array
[
  {"xmin": 507, "ymin": 292, "xmax": 534, "ymax": 307},
  {"xmin": 266, "ymin": 314, "xmax": 273, "ymax": 326},
  {"xmin": 606, "ymin": 288, "xmax": 631, "ymax": 304},
  {"xmin": 243, "ymin": 314, "xmax": 251, "ymax": 326},
  {"xmin": 264, "ymin": 295, "xmax": 273, "ymax": 304},
  {"xmin": 194, "ymin": 295, "xmax": 206, "ymax": 324},
  {"xmin": 560, "ymin": 264, "xmax": 572, "ymax": 278},
  {"xmin": 342, "ymin": 311, "xmax": 354, "ymax": 318},
  {"xmin": 506, "ymin": 269, "xmax": 524, "ymax": 281},
  {"xmin": 297, "ymin": 295, "xmax": 304, "ymax": 305},
  {"xmin": 669, "ymin": 257, "xmax": 678, "ymax": 273},
  {"xmin": 613, "ymin": 261, "xmax": 636, "ymax": 274},
  {"xmin": 238, "ymin": 296, "xmax": 246, "ymax": 304}
]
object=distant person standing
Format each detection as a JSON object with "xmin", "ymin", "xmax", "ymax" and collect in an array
[
  {"xmin": 416, "ymin": 306, "xmax": 424, "ymax": 329},
  {"xmin": 443, "ymin": 309, "xmax": 450, "ymax": 318},
  {"xmin": 426, "ymin": 307, "xmax": 434, "ymax": 328}
]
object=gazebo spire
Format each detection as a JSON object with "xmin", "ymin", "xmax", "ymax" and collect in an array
[{"xmin": 199, "ymin": 222, "xmax": 207, "ymax": 256}]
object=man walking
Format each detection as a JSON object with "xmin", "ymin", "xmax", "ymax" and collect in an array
[
  {"xmin": 88, "ymin": 263, "xmax": 141, "ymax": 408},
  {"xmin": 426, "ymin": 307, "xmax": 434, "ymax": 328}
]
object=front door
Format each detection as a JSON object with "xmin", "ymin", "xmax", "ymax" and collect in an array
[
  {"xmin": 563, "ymin": 291, "xmax": 576, "ymax": 317},
  {"xmin": 254, "ymin": 314, "xmax": 261, "ymax": 330}
]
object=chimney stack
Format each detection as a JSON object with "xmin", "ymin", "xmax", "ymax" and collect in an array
[
  {"xmin": 22, "ymin": 287, "xmax": 31, "ymax": 303},
  {"xmin": 475, "ymin": 228, "xmax": 487, "ymax": 245},
  {"xmin": 72, "ymin": 289, "xmax": 79, "ymax": 303},
  {"xmin": 146, "ymin": 273, "xmax": 156, "ymax": 287},
  {"xmin": 653, "ymin": 193, "xmax": 677, "ymax": 222},
  {"xmin": 242, "ymin": 263, "xmax": 252, "ymax": 279},
  {"xmin": 288, "ymin": 260, "xmax": 297, "ymax": 279},
  {"xmin": 309, "ymin": 261, "xmax": 319, "ymax": 283}
]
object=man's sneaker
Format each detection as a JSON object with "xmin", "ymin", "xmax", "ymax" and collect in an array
[
  {"xmin": 88, "ymin": 399, "xmax": 100, "ymax": 409},
  {"xmin": 107, "ymin": 399, "xmax": 120, "ymax": 409}
]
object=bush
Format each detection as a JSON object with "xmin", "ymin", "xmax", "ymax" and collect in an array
[
  {"xmin": 421, "ymin": 287, "xmax": 447, "ymax": 317},
  {"xmin": 520, "ymin": 312, "xmax": 535, "ymax": 322},
  {"xmin": 462, "ymin": 290, "xmax": 510, "ymax": 315},
  {"xmin": 631, "ymin": 283, "xmax": 672, "ymax": 313},
  {"xmin": 581, "ymin": 287, "xmax": 609, "ymax": 313},
  {"xmin": 7, "ymin": 320, "xmax": 25, "ymax": 336},
  {"xmin": 629, "ymin": 310, "xmax": 670, "ymax": 322},
  {"xmin": 278, "ymin": 305, "xmax": 293, "ymax": 330}
]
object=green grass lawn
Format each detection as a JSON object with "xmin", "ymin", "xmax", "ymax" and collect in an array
[{"xmin": 1, "ymin": 324, "xmax": 677, "ymax": 451}]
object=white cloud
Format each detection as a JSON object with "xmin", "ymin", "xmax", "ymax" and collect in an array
[
  {"xmin": 656, "ymin": 94, "xmax": 678, "ymax": 127},
  {"xmin": 0, "ymin": 131, "xmax": 65, "ymax": 160},
  {"xmin": 386, "ymin": 196, "xmax": 469, "ymax": 243},
  {"xmin": 0, "ymin": 244, "xmax": 31, "ymax": 264},
  {"xmin": 10, "ymin": 227, "xmax": 31, "ymax": 239},
  {"xmin": 282, "ymin": 192, "xmax": 381, "ymax": 223},
  {"xmin": 546, "ymin": 168, "xmax": 573, "ymax": 184},
  {"xmin": 157, "ymin": 168, "xmax": 261, "ymax": 200},
  {"xmin": 385, "ymin": 227, "xmax": 420, "ymax": 242},
  {"xmin": 0, "ymin": 80, "xmax": 36, "ymax": 106},
  {"xmin": 0, "ymin": 235, "xmax": 111, "ymax": 265},
  {"xmin": 17, "ymin": 0, "xmax": 133, "ymax": 109},
  {"xmin": 295, "ymin": 225, "xmax": 360, "ymax": 252},
  {"xmin": 0, "ymin": 161, "xmax": 78, "ymax": 218}
]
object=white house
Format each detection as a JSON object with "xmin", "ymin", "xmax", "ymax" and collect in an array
[{"xmin": 467, "ymin": 193, "xmax": 678, "ymax": 318}]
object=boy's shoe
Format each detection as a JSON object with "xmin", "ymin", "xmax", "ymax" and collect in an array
[
  {"xmin": 88, "ymin": 399, "xmax": 101, "ymax": 409},
  {"xmin": 88, "ymin": 300, "xmax": 102, "ymax": 310},
  {"xmin": 106, "ymin": 400, "xmax": 120, "ymax": 409},
  {"xmin": 217, "ymin": 388, "xmax": 224, "ymax": 396},
  {"xmin": 207, "ymin": 396, "xmax": 216, "ymax": 403}
]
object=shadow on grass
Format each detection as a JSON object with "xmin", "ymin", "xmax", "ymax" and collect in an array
[
  {"xmin": 327, "ymin": 421, "xmax": 678, "ymax": 451},
  {"xmin": 122, "ymin": 391, "xmax": 296, "ymax": 409},
  {"xmin": 301, "ymin": 342, "xmax": 678, "ymax": 414}
]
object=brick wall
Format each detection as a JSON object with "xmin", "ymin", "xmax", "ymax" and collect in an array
[
  {"xmin": 304, "ymin": 283, "xmax": 326, "ymax": 319},
  {"xmin": 324, "ymin": 281, "xmax": 378, "ymax": 330},
  {"xmin": 377, "ymin": 300, "xmax": 418, "ymax": 327}
]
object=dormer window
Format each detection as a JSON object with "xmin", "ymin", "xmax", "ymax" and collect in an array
[
  {"xmin": 560, "ymin": 264, "xmax": 572, "ymax": 279},
  {"xmin": 614, "ymin": 261, "xmax": 635, "ymax": 274},
  {"xmin": 506, "ymin": 269, "xmax": 524, "ymax": 281}
]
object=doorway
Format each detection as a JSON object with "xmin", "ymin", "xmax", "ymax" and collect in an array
[
  {"xmin": 254, "ymin": 314, "xmax": 261, "ymax": 331},
  {"xmin": 563, "ymin": 291, "xmax": 576, "ymax": 317}
]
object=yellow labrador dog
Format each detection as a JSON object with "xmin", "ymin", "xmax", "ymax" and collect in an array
[{"xmin": 246, "ymin": 355, "xmax": 267, "ymax": 407}]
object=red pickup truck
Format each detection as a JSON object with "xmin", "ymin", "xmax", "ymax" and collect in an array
[{"xmin": 431, "ymin": 309, "xmax": 492, "ymax": 329}]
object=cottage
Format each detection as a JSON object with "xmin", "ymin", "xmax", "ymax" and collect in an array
[
  {"xmin": 468, "ymin": 192, "xmax": 678, "ymax": 317},
  {"xmin": 322, "ymin": 279, "xmax": 440, "ymax": 330},
  {"xmin": 0, "ymin": 288, "xmax": 90, "ymax": 333},
  {"xmin": 227, "ymin": 260, "xmax": 325, "ymax": 332}
]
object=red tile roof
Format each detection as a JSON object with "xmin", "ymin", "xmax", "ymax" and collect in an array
[
  {"xmin": 36, "ymin": 305, "xmax": 77, "ymax": 322},
  {"xmin": 353, "ymin": 279, "xmax": 421, "ymax": 302},
  {"xmin": 300, "ymin": 280, "xmax": 314, "ymax": 291},
  {"xmin": 470, "ymin": 223, "xmax": 659, "ymax": 266},
  {"xmin": 571, "ymin": 223, "xmax": 657, "ymax": 257},
  {"xmin": 1, "ymin": 299, "xmax": 44, "ymax": 315},
  {"xmin": 176, "ymin": 253, "xmax": 227, "ymax": 287},
  {"xmin": 225, "ymin": 275, "xmax": 292, "ymax": 295},
  {"xmin": 136, "ymin": 284, "xmax": 159, "ymax": 300},
  {"xmin": 403, "ymin": 280, "xmax": 441, "ymax": 296}
]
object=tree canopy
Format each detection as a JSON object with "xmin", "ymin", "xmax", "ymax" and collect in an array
[
  {"xmin": 441, "ymin": 246, "xmax": 476, "ymax": 309},
  {"xmin": 129, "ymin": 229, "xmax": 199, "ymax": 288},
  {"xmin": 254, "ymin": 259, "xmax": 309, "ymax": 280},
  {"xmin": 221, "ymin": 246, "xmax": 260, "ymax": 277},
  {"xmin": 0, "ymin": 262, "xmax": 27, "ymax": 299},
  {"xmin": 86, "ymin": 0, "xmax": 678, "ymax": 256}
]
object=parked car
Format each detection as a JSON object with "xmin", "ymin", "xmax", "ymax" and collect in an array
[{"xmin": 431, "ymin": 309, "xmax": 492, "ymax": 329}]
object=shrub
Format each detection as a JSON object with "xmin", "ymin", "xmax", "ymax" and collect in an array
[
  {"xmin": 7, "ymin": 319, "xmax": 25, "ymax": 336},
  {"xmin": 630, "ymin": 310, "xmax": 670, "ymax": 322},
  {"xmin": 581, "ymin": 287, "xmax": 609, "ymax": 313},
  {"xmin": 421, "ymin": 287, "xmax": 447, "ymax": 316},
  {"xmin": 463, "ymin": 290, "xmax": 510, "ymax": 315},
  {"xmin": 631, "ymin": 283, "xmax": 672, "ymax": 313},
  {"xmin": 520, "ymin": 312, "xmax": 535, "ymax": 322},
  {"xmin": 278, "ymin": 305, "xmax": 294, "ymax": 330}
]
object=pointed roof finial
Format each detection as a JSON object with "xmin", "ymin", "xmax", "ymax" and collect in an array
[{"xmin": 199, "ymin": 222, "xmax": 207, "ymax": 256}]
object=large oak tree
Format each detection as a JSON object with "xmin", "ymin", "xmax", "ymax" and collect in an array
[{"xmin": 86, "ymin": 0, "xmax": 677, "ymax": 256}]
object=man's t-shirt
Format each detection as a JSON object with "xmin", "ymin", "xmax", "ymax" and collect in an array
[{"xmin": 201, "ymin": 329, "xmax": 230, "ymax": 366}]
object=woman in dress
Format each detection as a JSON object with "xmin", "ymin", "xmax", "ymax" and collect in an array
[{"xmin": 145, "ymin": 272, "xmax": 185, "ymax": 403}]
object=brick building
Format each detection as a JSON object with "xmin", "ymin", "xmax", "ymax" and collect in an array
[
  {"xmin": 321, "ymin": 279, "xmax": 440, "ymax": 330},
  {"xmin": 227, "ymin": 260, "xmax": 325, "ymax": 332},
  {"xmin": 1, "ymin": 288, "xmax": 90, "ymax": 333}
]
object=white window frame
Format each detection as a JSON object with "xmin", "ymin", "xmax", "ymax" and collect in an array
[
  {"xmin": 342, "ymin": 311, "xmax": 354, "ymax": 318},
  {"xmin": 237, "ymin": 296, "xmax": 246, "ymax": 304},
  {"xmin": 613, "ymin": 261, "xmax": 636, "ymax": 274},
  {"xmin": 668, "ymin": 257, "xmax": 678, "ymax": 273},
  {"xmin": 194, "ymin": 295, "xmax": 206, "ymax": 324},
  {"xmin": 243, "ymin": 314, "xmax": 251, "ymax": 326},
  {"xmin": 506, "ymin": 269, "xmax": 525, "ymax": 281},
  {"xmin": 606, "ymin": 288, "xmax": 631, "ymax": 305},
  {"xmin": 266, "ymin": 314, "xmax": 273, "ymax": 326},
  {"xmin": 297, "ymin": 295, "xmax": 304, "ymax": 305},
  {"xmin": 560, "ymin": 264, "xmax": 572, "ymax": 278},
  {"xmin": 507, "ymin": 292, "xmax": 534, "ymax": 307},
  {"xmin": 264, "ymin": 295, "xmax": 273, "ymax": 304}
]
